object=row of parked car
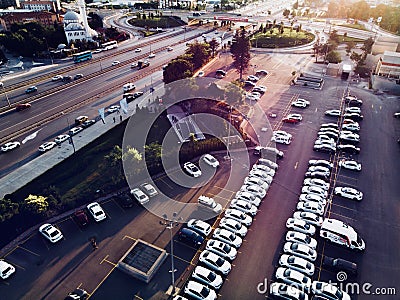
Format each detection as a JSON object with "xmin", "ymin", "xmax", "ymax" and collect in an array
[{"xmin": 175, "ymin": 157, "xmax": 279, "ymax": 300}]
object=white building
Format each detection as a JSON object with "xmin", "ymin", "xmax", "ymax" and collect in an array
[
  {"xmin": 375, "ymin": 51, "xmax": 400, "ymax": 79},
  {"xmin": 63, "ymin": 0, "xmax": 97, "ymax": 44},
  {"xmin": 20, "ymin": 0, "xmax": 60, "ymax": 12}
]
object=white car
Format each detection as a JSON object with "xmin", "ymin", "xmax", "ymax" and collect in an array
[
  {"xmin": 334, "ymin": 187, "xmax": 363, "ymax": 201},
  {"xmin": 292, "ymin": 98, "xmax": 310, "ymax": 108},
  {"xmin": 252, "ymin": 164, "xmax": 275, "ymax": 177},
  {"xmin": 134, "ymin": 48, "xmax": 142, "ymax": 52},
  {"xmin": 191, "ymin": 266, "xmax": 223, "ymax": 290},
  {"xmin": 230, "ymin": 199, "xmax": 257, "ymax": 216},
  {"xmin": 166, "ymin": 47, "xmax": 173, "ymax": 51},
  {"xmin": 148, "ymin": 53, "xmax": 156, "ymax": 58},
  {"xmin": 301, "ymin": 185, "xmax": 328, "ymax": 198},
  {"xmin": 299, "ymin": 193, "xmax": 327, "ymax": 206},
  {"xmin": 286, "ymin": 218, "xmax": 316, "ymax": 236},
  {"xmin": 213, "ymin": 228, "xmax": 242, "ymax": 248},
  {"xmin": 308, "ymin": 159, "xmax": 333, "ymax": 169},
  {"xmin": 286, "ymin": 113, "xmax": 303, "ymax": 121},
  {"xmin": 197, "ymin": 71, "xmax": 205, "ymax": 77},
  {"xmin": 271, "ymin": 134, "xmax": 291, "ymax": 145},
  {"xmin": 202, "ymin": 154, "xmax": 219, "ymax": 168},
  {"xmin": 307, "ymin": 165, "xmax": 331, "ymax": 174},
  {"xmin": 130, "ymin": 188, "xmax": 150, "ymax": 204},
  {"xmin": 187, "ymin": 219, "xmax": 212, "ymax": 237},
  {"xmin": 111, "ymin": 61, "xmax": 120, "ymax": 66},
  {"xmin": 253, "ymin": 85, "xmax": 267, "ymax": 93},
  {"xmin": 140, "ymin": 183, "xmax": 158, "ymax": 197},
  {"xmin": 312, "ymin": 281, "xmax": 351, "ymax": 300},
  {"xmin": 316, "ymin": 135, "xmax": 335, "ymax": 144},
  {"xmin": 258, "ymin": 158, "xmax": 279, "ymax": 170},
  {"xmin": 279, "ymin": 254, "xmax": 315, "ymax": 276},
  {"xmin": 198, "ymin": 250, "xmax": 231, "ymax": 275},
  {"xmin": 345, "ymin": 107, "xmax": 361, "ymax": 114},
  {"xmin": 235, "ymin": 191, "xmax": 262, "ymax": 207},
  {"xmin": 107, "ymin": 105, "xmax": 120, "ymax": 113},
  {"xmin": 303, "ymin": 178, "xmax": 329, "ymax": 191},
  {"xmin": 325, "ymin": 109, "xmax": 341, "ymax": 117},
  {"xmin": 338, "ymin": 159, "xmax": 361, "ymax": 171},
  {"xmin": 183, "ymin": 162, "xmax": 202, "ymax": 177},
  {"xmin": 68, "ymin": 126, "xmax": 83, "ymax": 136},
  {"xmin": 245, "ymin": 94, "xmax": 259, "ymax": 102},
  {"xmin": 275, "ymin": 267, "xmax": 312, "ymax": 293},
  {"xmin": 39, "ymin": 223, "xmax": 63, "ymax": 243},
  {"xmin": 283, "ymin": 242, "xmax": 317, "ymax": 262},
  {"xmin": 218, "ymin": 217, "xmax": 248, "ymax": 237},
  {"xmin": 340, "ymin": 132, "xmax": 360, "ymax": 141},
  {"xmin": 87, "ymin": 202, "xmax": 106, "ymax": 222},
  {"xmin": 51, "ymin": 75, "xmax": 63, "ymax": 81},
  {"xmin": 247, "ymin": 75, "xmax": 259, "ymax": 82},
  {"xmin": 1, "ymin": 141, "xmax": 21, "ymax": 152},
  {"xmin": 286, "ymin": 231, "xmax": 318, "ymax": 249},
  {"xmin": 297, "ymin": 201, "xmax": 325, "ymax": 216},
  {"xmin": 38, "ymin": 142, "xmax": 57, "ymax": 152},
  {"xmin": 320, "ymin": 123, "xmax": 339, "ymax": 130},
  {"xmin": 184, "ymin": 280, "xmax": 217, "ymax": 300},
  {"xmin": 293, "ymin": 211, "xmax": 324, "ymax": 227},
  {"xmin": 248, "ymin": 170, "xmax": 273, "ymax": 184},
  {"xmin": 54, "ymin": 134, "xmax": 70, "ymax": 144},
  {"xmin": 0, "ymin": 260, "xmax": 16, "ymax": 279},
  {"xmin": 224, "ymin": 209, "xmax": 252, "ymax": 226},
  {"xmin": 269, "ymin": 282, "xmax": 309, "ymax": 300},
  {"xmin": 273, "ymin": 130, "xmax": 292, "ymax": 139},
  {"xmin": 342, "ymin": 123, "xmax": 360, "ymax": 132},
  {"xmin": 239, "ymin": 184, "xmax": 266, "ymax": 199},
  {"xmin": 206, "ymin": 239, "xmax": 237, "ymax": 261},
  {"xmin": 243, "ymin": 176, "xmax": 269, "ymax": 190}
]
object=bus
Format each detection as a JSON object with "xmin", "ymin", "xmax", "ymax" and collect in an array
[
  {"xmin": 101, "ymin": 40, "xmax": 118, "ymax": 50},
  {"xmin": 72, "ymin": 50, "xmax": 92, "ymax": 63},
  {"xmin": 294, "ymin": 75, "xmax": 324, "ymax": 88},
  {"xmin": 320, "ymin": 218, "xmax": 365, "ymax": 251}
]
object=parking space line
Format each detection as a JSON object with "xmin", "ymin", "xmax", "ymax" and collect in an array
[
  {"xmin": 103, "ymin": 258, "xmax": 117, "ymax": 267},
  {"xmin": 317, "ymin": 240, "xmax": 327, "ymax": 281},
  {"xmin": 212, "ymin": 185, "xmax": 236, "ymax": 194},
  {"xmin": 134, "ymin": 295, "xmax": 144, "ymax": 300},
  {"xmin": 294, "ymin": 161, "xmax": 298, "ymax": 169},
  {"xmin": 17, "ymin": 245, "xmax": 40, "ymax": 257},
  {"xmin": 172, "ymin": 254, "xmax": 192, "ymax": 265},
  {"xmin": 122, "ymin": 235, "xmax": 136, "ymax": 241},
  {"xmin": 331, "ymin": 202, "xmax": 358, "ymax": 212},
  {"xmin": 11, "ymin": 261, "xmax": 25, "ymax": 271},
  {"xmin": 112, "ymin": 198, "xmax": 126, "ymax": 213},
  {"xmin": 328, "ymin": 211, "xmax": 357, "ymax": 222},
  {"xmin": 3, "ymin": 246, "xmax": 19, "ymax": 258},
  {"xmin": 100, "ymin": 255, "xmax": 109, "ymax": 265},
  {"xmin": 88, "ymin": 264, "xmax": 117, "ymax": 299}
]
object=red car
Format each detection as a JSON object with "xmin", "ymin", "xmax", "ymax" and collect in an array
[
  {"xmin": 15, "ymin": 103, "xmax": 31, "ymax": 111},
  {"xmin": 283, "ymin": 117, "xmax": 300, "ymax": 123},
  {"xmin": 74, "ymin": 210, "xmax": 89, "ymax": 227}
]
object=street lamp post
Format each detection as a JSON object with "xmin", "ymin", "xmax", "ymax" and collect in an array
[
  {"xmin": 0, "ymin": 82, "xmax": 11, "ymax": 107},
  {"xmin": 62, "ymin": 112, "xmax": 76, "ymax": 154},
  {"xmin": 43, "ymin": 37, "xmax": 53, "ymax": 65},
  {"xmin": 160, "ymin": 212, "xmax": 182, "ymax": 298}
]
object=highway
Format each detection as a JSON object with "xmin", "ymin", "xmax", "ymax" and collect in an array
[{"xmin": 0, "ymin": 27, "xmax": 218, "ymax": 178}]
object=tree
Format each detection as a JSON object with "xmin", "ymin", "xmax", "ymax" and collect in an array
[
  {"xmin": 346, "ymin": 41, "xmax": 355, "ymax": 55},
  {"xmin": 0, "ymin": 198, "xmax": 19, "ymax": 222},
  {"xmin": 326, "ymin": 50, "xmax": 342, "ymax": 63},
  {"xmin": 230, "ymin": 28, "xmax": 251, "ymax": 79},
  {"xmin": 361, "ymin": 37, "xmax": 374, "ymax": 54},
  {"xmin": 22, "ymin": 194, "xmax": 49, "ymax": 215},
  {"xmin": 313, "ymin": 41, "xmax": 323, "ymax": 62},
  {"xmin": 224, "ymin": 84, "xmax": 243, "ymax": 105},
  {"xmin": 163, "ymin": 58, "xmax": 193, "ymax": 84},
  {"xmin": 283, "ymin": 9, "xmax": 290, "ymax": 17},
  {"xmin": 186, "ymin": 41, "xmax": 210, "ymax": 69},
  {"xmin": 293, "ymin": 0, "xmax": 299, "ymax": 9},
  {"xmin": 208, "ymin": 38, "xmax": 219, "ymax": 57},
  {"xmin": 329, "ymin": 29, "xmax": 340, "ymax": 44}
]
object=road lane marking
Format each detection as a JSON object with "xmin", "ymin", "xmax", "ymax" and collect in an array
[
  {"xmin": 122, "ymin": 235, "xmax": 136, "ymax": 241},
  {"xmin": 173, "ymin": 255, "xmax": 192, "ymax": 265},
  {"xmin": 294, "ymin": 161, "xmax": 298, "ymax": 169},
  {"xmin": 328, "ymin": 211, "xmax": 356, "ymax": 221},
  {"xmin": 11, "ymin": 262, "xmax": 25, "ymax": 271},
  {"xmin": 17, "ymin": 245, "xmax": 40, "ymax": 256},
  {"xmin": 88, "ymin": 264, "xmax": 117, "ymax": 299},
  {"xmin": 331, "ymin": 203, "xmax": 358, "ymax": 212}
]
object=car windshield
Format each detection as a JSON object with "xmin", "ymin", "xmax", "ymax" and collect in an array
[
  {"xmin": 304, "ymin": 236, "xmax": 311, "ymax": 243},
  {"xmin": 206, "ymin": 271, "xmax": 216, "ymax": 281},
  {"xmin": 49, "ymin": 230, "xmax": 58, "ymax": 237},
  {"xmin": 222, "ymin": 244, "xmax": 231, "ymax": 252},
  {"xmin": 95, "ymin": 211, "xmax": 103, "ymax": 216},
  {"xmin": 215, "ymin": 257, "xmax": 224, "ymax": 267},
  {"xmin": 200, "ymin": 286, "xmax": 210, "ymax": 297}
]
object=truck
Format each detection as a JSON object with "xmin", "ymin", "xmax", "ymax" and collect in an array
[
  {"xmin": 341, "ymin": 64, "xmax": 352, "ymax": 80},
  {"xmin": 137, "ymin": 60, "xmax": 150, "ymax": 69}
]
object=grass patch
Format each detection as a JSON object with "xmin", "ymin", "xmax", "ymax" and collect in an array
[
  {"xmin": 251, "ymin": 28, "xmax": 314, "ymax": 48},
  {"xmin": 128, "ymin": 16, "xmax": 183, "ymax": 29},
  {"xmin": 339, "ymin": 35, "xmax": 365, "ymax": 43}
]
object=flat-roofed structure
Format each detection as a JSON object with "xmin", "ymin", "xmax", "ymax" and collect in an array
[
  {"xmin": 375, "ymin": 51, "xmax": 400, "ymax": 79},
  {"xmin": 117, "ymin": 239, "xmax": 167, "ymax": 283}
]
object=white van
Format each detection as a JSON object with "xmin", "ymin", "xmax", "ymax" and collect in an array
[
  {"xmin": 320, "ymin": 219, "xmax": 365, "ymax": 251},
  {"xmin": 198, "ymin": 195, "xmax": 222, "ymax": 214},
  {"xmin": 123, "ymin": 83, "xmax": 136, "ymax": 92},
  {"xmin": 271, "ymin": 135, "xmax": 291, "ymax": 145}
]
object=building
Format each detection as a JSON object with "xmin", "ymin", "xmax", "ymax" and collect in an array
[
  {"xmin": 20, "ymin": 0, "xmax": 61, "ymax": 12},
  {"xmin": 63, "ymin": 3, "xmax": 97, "ymax": 44},
  {"xmin": 0, "ymin": 10, "xmax": 57, "ymax": 30},
  {"xmin": 375, "ymin": 51, "xmax": 400, "ymax": 79}
]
